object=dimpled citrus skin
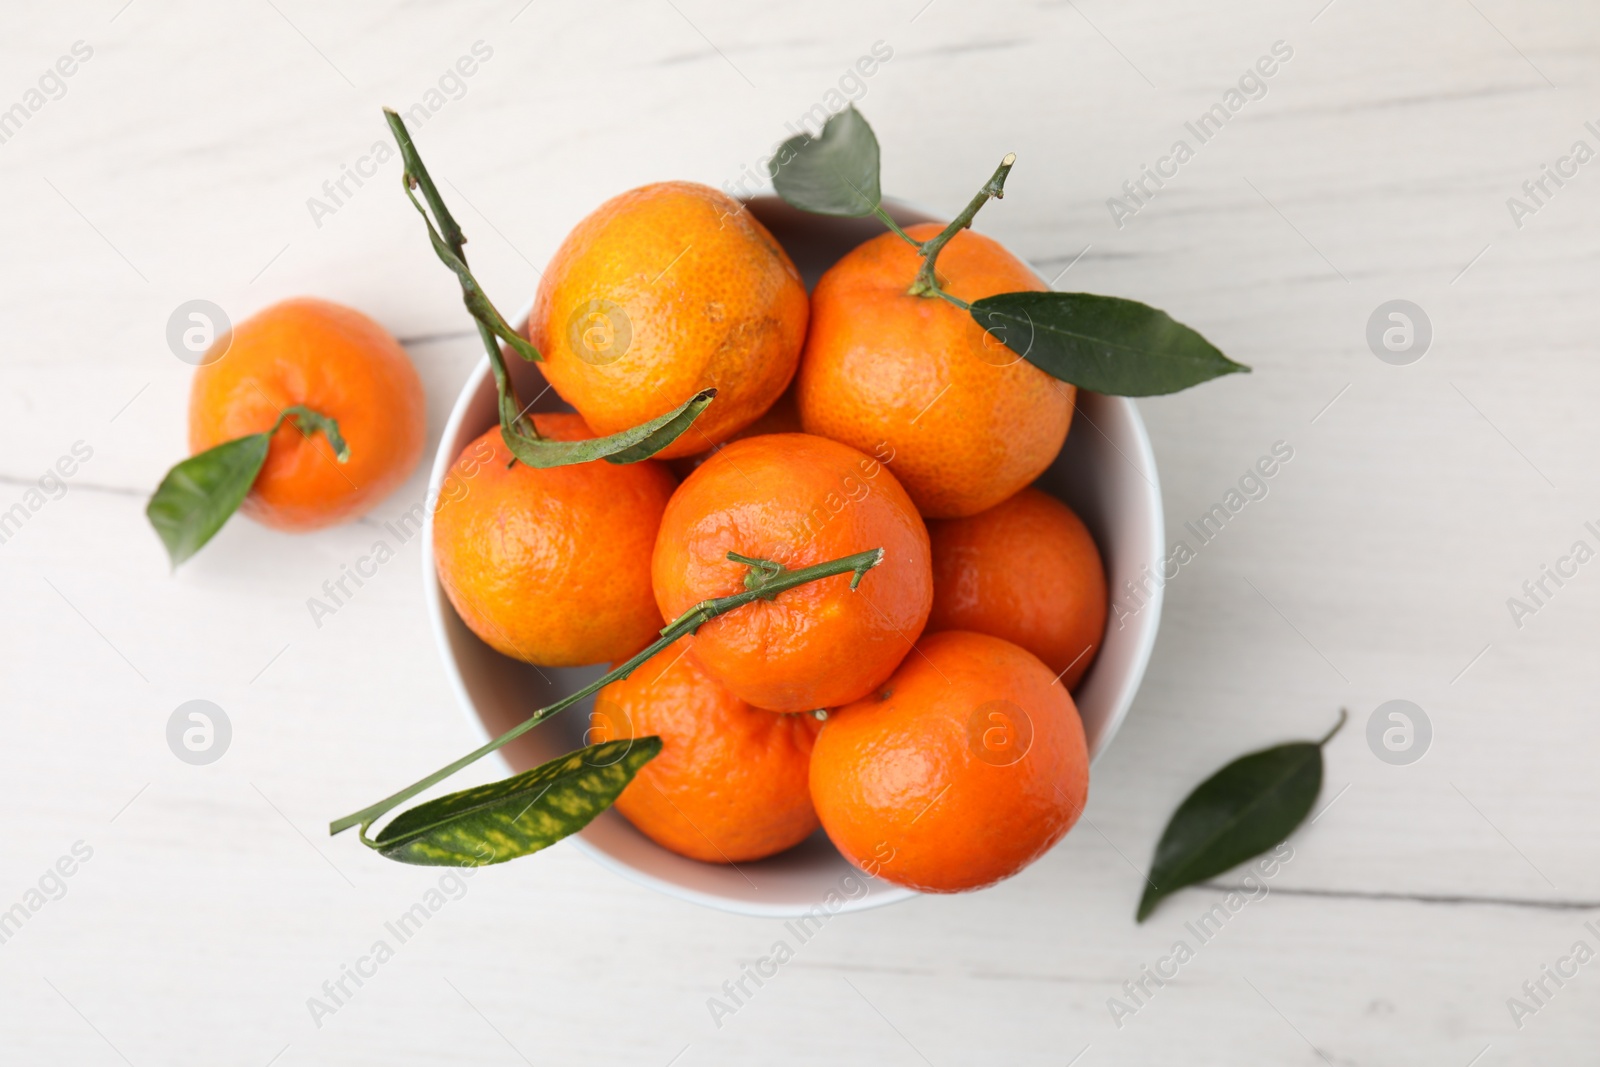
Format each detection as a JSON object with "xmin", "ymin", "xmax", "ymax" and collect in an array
[
  {"xmin": 529, "ymin": 182, "xmax": 808, "ymax": 460},
  {"xmin": 928, "ymin": 487, "xmax": 1108, "ymax": 690},
  {"xmin": 810, "ymin": 630, "xmax": 1089, "ymax": 893},
  {"xmin": 591, "ymin": 638, "xmax": 822, "ymax": 863},
  {"xmin": 432, "ymin": 414, "xmax": 675, "ymax": 667},
  {"xmin": 652, "ymin": 433, "xmax": 933, "ymax": 713},
  {"xmin": 797, "ymin": 222, "xmax": 1074, "ymax": 518},
  {"xmin": 187, "ymin": 297, "xmax": 426, "ymax": 530}
]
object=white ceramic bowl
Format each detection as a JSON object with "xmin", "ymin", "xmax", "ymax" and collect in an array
[{"xmin": 421, "ymin": 197, "xmax": 1164, "ymax": 916}]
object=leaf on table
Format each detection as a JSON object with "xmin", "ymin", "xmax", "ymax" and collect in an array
[
  {"xmin": 969, "ymin": 291, "xmax": 1250, "ymax": 396},
  {"xmin": 370, "ymin": 738, "xmax": 662, "ymax": 867},
  {"xmin": 1136, "ymin": 740, "xmax": 1324, "ymax": 921},
  {"xmin": 145, "ymin": 433, "xmax": 271, "ymax": 567},
  {"xmin": 769, "ymin": 104, "xmax": 883, "ymax": 217}
]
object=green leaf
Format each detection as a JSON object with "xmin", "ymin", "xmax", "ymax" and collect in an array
[
  {"xmin": 1137, "ymin": 712, "xmax": 1345, "ymax": 921},
  {"xmin": 769, "ymin": 105, "xmax": 882, "ymax": 217},
  {"xmin": 368, "ymin": 738, "xmax": 662, "ymax": 866},
  {"xmin": 499, "ymin": 388, "xmax": 718, "ymax": 469},
  {"xmin": 383, "ymin": 106, "xmax": 713, "ymax": 466},
  {"xmin": 280, "ymin": 404, "xmax": 351, "ymax": 461},
  {"xmin": 328, "ymin": 549, "xmax": 884, "ymax": 840},
  {"xmin": 969, "ymin": 291, "xmax": 1250, "ymax": 397},
  {"xmin": 145, "ymin": 433, "xmax": 270, "ymax": 567}
]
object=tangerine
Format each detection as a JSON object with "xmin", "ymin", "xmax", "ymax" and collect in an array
[
  {"xmin": 809, "ymin": 630, "xmax": 1089, "ymax": 893},
  {"xmin": 529, "ymin": 183, "xmax": 808, "ymax": 459},
  {"xmin": 187, "ymin": 297, "xmax": 426, "ymax": 530},
  {"xmin": 796, "ymin": 223, "xmax": 1073, "ymax": 518},
  {"xmin": 433, "ymin": 415, "xmax": 675, "ymax": 667},
  {"xmin": 591, "ymin": 638, "xmax": 821, "ymax": 863},
  {"xmin": 927, "ymin": 487, "xmax": 1107, "ymax": 689},
  {"xmin": 652, "ymin": 432, "xmax": 932, "ymax": 712}
]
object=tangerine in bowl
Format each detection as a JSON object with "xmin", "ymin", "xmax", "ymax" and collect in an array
[{"xmin": 421, "ymin": 198, "xmax": 1165, "ymax": 916}]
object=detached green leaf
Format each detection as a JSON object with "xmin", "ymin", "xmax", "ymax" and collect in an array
[
  {"xmin": 383, "ymin": 107, "xmax": 713, "ymax": 466},
  {"xmin": 146, "ymin": 433, "xmax": 270, "ymax": 567},
  {"xmin": 970, "ymin": 291, "xmax": 1249, "ymax": 396},
  {"xmin": 769, "ymin": 105, "xmax": 882, "ymax": 217},
  {"xmin": 368, "ymin": 738, "xmax": 662, "ymax": 866},
  {"xmin": 1137, "ymin": 712, "xmax": 1345, "ymax": 921}
]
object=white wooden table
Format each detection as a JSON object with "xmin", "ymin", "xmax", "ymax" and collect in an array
[{"xmin": 5, "ymin": 1, "xmax": 1598, "ymax": 1063}]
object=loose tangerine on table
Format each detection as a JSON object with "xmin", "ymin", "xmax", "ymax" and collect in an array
[{"xmin": 188, "ymin": 297, "xmax": 427, "ymax": 531}]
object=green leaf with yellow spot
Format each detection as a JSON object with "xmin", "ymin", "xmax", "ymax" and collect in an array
[{"xmin": 367, "ymin": 738, "xmax": 662, "ymax": 867}]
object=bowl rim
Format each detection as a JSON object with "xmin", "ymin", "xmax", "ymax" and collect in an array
[{"xmin": 418, "ymin": 197, "xmax": 1164, "ymax": 912}]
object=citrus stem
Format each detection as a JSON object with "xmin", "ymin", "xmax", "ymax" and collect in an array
[
  {"xmin": 384, "ymin": 107, "xmax": 544, "ymax": 450},
  {"xmin": 274, "ymin": 405, "xmax": 350, "ymax": 462},
  {"xmin": 907, "ymin": 152, "xmax": 1015, "ymax": 301},
  {"xmin": 328, "ymin": 547, "xmax": 884, "ymax": 837},
  {"xmin": 1318, "ymin": 708, "xmax": 1349, "ymax": 747},
  {"xmin": 872, "ymin": 205, "xmax": 922, "ymax": 249},
  {"xmin": 927, "ymin": 287, "xmax": 971, "ymax": 312}
]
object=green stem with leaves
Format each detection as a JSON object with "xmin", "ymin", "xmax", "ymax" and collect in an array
[
  {"xmin": 383, "ymin": 108, "xmax": 542, "ymax": 444},
  {"xmin": 275, "ymin": 404, "xmax": 350, "ymax": 461},
  {"xmin": 330, "ymin": 547, "xmax": 884, "ymax": 839},
  {"xmin": 871, "ymin": 204, "xmax": 921, "ymax": 248},
  {"xmin": 383, "ymin": 107, "xmax": 717, "ymax": 468},
  {"xmin": 905, "ymin": 153, "xmax": 1015, "ymax": 309}
]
